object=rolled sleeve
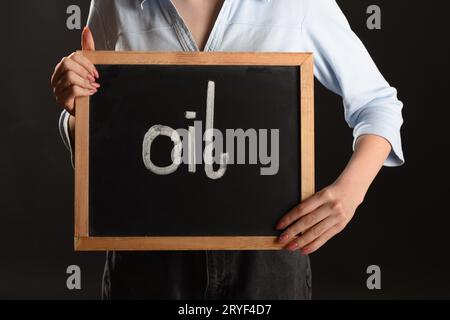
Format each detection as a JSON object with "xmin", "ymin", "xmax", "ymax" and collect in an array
[
  {"xmin": 351, "ymin": 92, "xmax": 404, "ymax": 167},
  {"xmin": 58, "ymin": 110, "xmax": 74, "ymax": 167},
  {"xmin": 301, "ymin": 0, "xmax": 405, "ymax": 166}
]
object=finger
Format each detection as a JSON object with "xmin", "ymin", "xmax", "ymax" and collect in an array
[
  {"xmin": 285, "ymin": 216, "xmax": 340, "ymax": 251},
  {"xmin": 56, "ymin": 85, "xmax": 96, "ymax": 111},
  {"xmin": 299, "ymin": 225, "xmax": 343, "ymax": 255},
  {"xmin": 52, "ymin": 57, "xmax": 94, "ymax": 88},
  {"xmin": 278, "ymin": 205, "xmax": 331, "ymax": 243},
  {"xmin": 69, "ymin": 52, "xmax": 99, "ymax": 79},
  {"xmin": 276, "ymin": 190, "xmax": 329, "ymax": 230},
  {"xmin": 55, "ymin": 70, "xmax": 99, "ymax": 96},
  {"xmin": 82, "ymin": 26, "xmax": 96, "ymax": 51}
]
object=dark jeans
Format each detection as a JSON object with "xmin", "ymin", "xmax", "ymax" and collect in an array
[{"xmin": 102, "ymin": 250, "xmax": 312, "ymax": 300}]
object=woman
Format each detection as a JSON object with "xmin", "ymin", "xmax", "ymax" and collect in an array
[{"xmin": 51, "ymin": 0, "xmax": 404, "ymax": 299}]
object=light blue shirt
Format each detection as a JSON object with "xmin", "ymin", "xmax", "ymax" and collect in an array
[{"xmin": 60, "ymin": 0, "xmax": 404, "ymax": 166}]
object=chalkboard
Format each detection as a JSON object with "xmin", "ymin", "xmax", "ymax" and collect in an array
[{"xmin": 74, "ymin": 52, "xmax": 314, "ymax": 250}]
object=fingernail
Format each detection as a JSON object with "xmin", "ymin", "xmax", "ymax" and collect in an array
[
  {"xmin": 91, "ymin": 82, "xmax": 101, "ymax": 88},
  {"xmin": 94, "ymin": 69, "xmax": 99, "ymax": 79},
  {"xmin": 87, "ymin": 74, "xmax": 96, "ymax": 82},
  {"xmin": 287, "ymin": 242, "xmax": 299, "ymax": 251},
  {"xmin": 276, "ymin": 222, "xmax": 284, "ymax": 230},
  {"xmin": 301, "ymin": 248, "xmax": 310, "ymax": 255},
  {"xmin": 278, "ymin": 233, "xmax": 289, "ymax": 243},
  {"xmin": 89, "ymin": 89, "xmax": 97, "ymax": 94}
]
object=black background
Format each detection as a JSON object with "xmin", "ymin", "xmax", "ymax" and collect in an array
[
  {"xmin": 0, "ymin": 0, "xmax": 449, "ymax": 299},
  {"xmin": 89, "ymin": 65, "xmax": 299, "ymax": 236}
]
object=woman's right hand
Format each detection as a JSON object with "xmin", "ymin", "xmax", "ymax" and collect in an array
[{"xmin": 51, "ymin": 27, "xmax": 100, "ymax": 116}]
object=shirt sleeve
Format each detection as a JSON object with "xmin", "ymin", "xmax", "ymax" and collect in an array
[
  {"xmin": 58, "ymin": 110, "xmax": 74, "ymax": 168},
  {"xmin": 301, "ymin": 0, "xmax": 404, "ymax": 166},
  {"xmin": 87, "ymin": 0, "xmax": 111, "ymax": 50}
]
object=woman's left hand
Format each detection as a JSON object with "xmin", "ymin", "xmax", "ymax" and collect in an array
[{"xmin": 276, "ymin": 181, "xmax": 365, "ymax": 254}]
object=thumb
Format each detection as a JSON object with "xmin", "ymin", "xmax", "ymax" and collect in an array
[{"xmin": 82, "ymin": 26, "xmax": 95, "ymax": 51}]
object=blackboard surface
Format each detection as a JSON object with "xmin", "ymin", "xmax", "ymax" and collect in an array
[{"xmin": 89, "ymin": 64, "xmax": 301, "ymax": 237}]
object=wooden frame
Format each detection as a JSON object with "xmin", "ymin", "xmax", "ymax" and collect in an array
[{"xmin": 74, "ymin": 51, "xmax": 314, "ymax": 251}]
